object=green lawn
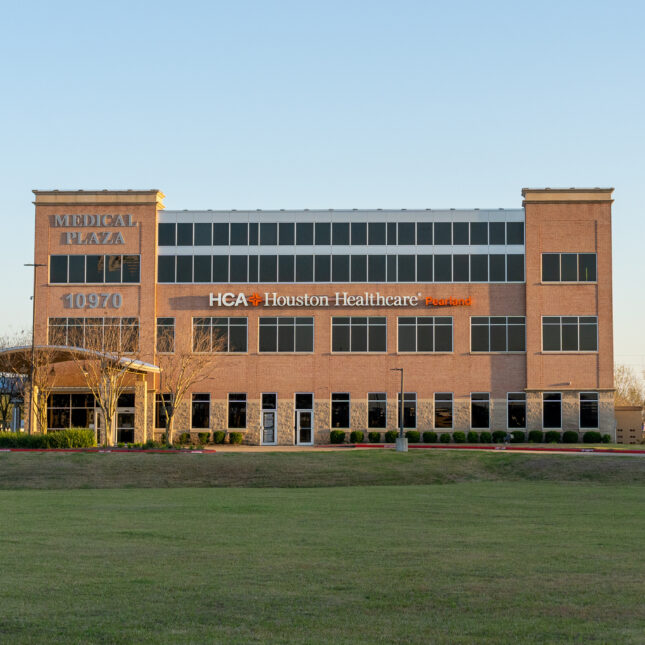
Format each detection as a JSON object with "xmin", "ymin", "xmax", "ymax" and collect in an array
[{"xmin": 1, "ymin": 482, "xmax": 645, "ymax": 644}]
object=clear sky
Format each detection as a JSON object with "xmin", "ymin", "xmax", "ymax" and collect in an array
[{"xmin": 1, "ymin": 0, "xmax": 643, "ymax": 372}]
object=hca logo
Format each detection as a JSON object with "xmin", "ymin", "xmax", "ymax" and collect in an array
[{"xmin": 209, "ymin": 292, "xmax": 263, "ymax": 307}]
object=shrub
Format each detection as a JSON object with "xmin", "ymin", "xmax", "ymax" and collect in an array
[
  {"xmin": 528, "ymin": 430, "xmax": 544, "ymax": 443},
  {"xmin": 544, "ymin": 431, "xmax": 561, "ymax": 443},
  {"xmin": 423, "ymin": 431, "xmax": 437, "ymax": 443},
  {"xmin": 330, "ymin": 430, "xmax": 345, "ymax": 444},
  {"xmin": 453, "ymin": 431, "xmax": 466, "ymax": 443},
  {"xmin": 562, "ymin": 430, "xmax": 578, "ymax": 443},
  {"xmin": 510, "ymin": 431, "xmax": 525, "ymax": 443},
  {"xmin": 197, "ymin": 432, "xmax": 210, "ymax": 445},
  {"xmin": 384, "ymin": 430, "xmax": 398, "ymax": 443},
  {"xmin": 492, "ymin": 431, "xmax": 506, "ymax": 443},
  {"xmin": 583, "ymin": 431, "xmax": 602, "ymax": 444},
  {"xmin": 178, "ymin": 432, "xmax": 191, "ymax": 445},
  {"xmin": 228, "ymin": 432, "xmax": 243, "ymax": 445},
  {"xmin": 350, "ymin": 430, "xmax": 364, "ymax": 443},
  {"xmin": 601, "ymin": 434, "xmax": 611, "ymax": 444},
  {"xmin": 213, "ymin": 431, "xmax": 227, "ymax": 444},
  {"xmin": 144, "ymin": 439, "xmax": 161, "ymax": 449},
  {"xmin": 405, "ymin": 430, "xmax": 420, "ymax": 443},
  {"xmin": 479, "ymin": 431, "xmax": 492, "ymax": 443},
  {"xmin": 439, "ymin": 433, "xmax": 452, "ymax": 443},
  {"xmin": 44, "ymin": 428, "xmax": 96, "ymax": 449},
  {"xmin": 0, "ymin": 432, "xmax": 47, "ymax": 449},
  {"xmin": 368, "ymin": 432, "xmax": 382, "ymax": 443},
  {"xmin": 467, "ymin": 431, "xmax": 479, "ymax": 443}
]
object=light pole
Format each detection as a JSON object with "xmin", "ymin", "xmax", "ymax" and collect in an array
[
  {"xmin": 390, "ymin": 367, "xmax": 408, "ymax": 452},
  {"xmin": 25, "ymin": 263, "xmax": 46, "ymax": 434}
]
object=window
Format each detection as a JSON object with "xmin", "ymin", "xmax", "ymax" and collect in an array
[
  {"xmin": 315, "ymin": 222, "xmax": 330, "ymax": 245},
  {"xmin": 470, "ymin": 222, "xmax": 488, "ymax": 245},
  {"xmin": 397, "ymin": 255, "xmax": 415, "ymax": 282},
  {"xmin": 315, "ymin": 255, "xmax": 330, "ymax": 281},
  {"xmin": 542, "ymin": 317, "xmax": 598, "ymax": 352},
  {"xmin": 259, "ymin": 255, "xmax": 277, "ymax": 282},
  {"xmin": 506, "ymin": 254, "xmax": 525, "ymax": 281},
  {"xmin": 192, "ymin": 317, "xmax": 247, "ymax": 352},
  {"xmin": 331, "ymin": 393, "xmax": 350, "ymax": 428},
  {"xmin": 51, "ymin": 255, "xmax": 140, "ymax": 284},
  {"xmin": 434, "ymin": 223, "xmax": 451, "ymax": 245},
  {"xmin": 471, "ymin": 393, "xmax": 490, "ymax": 429},
  {"xmin": 191, "ymin": 394, "xmax": 210, "ymax": 429},
  {"xmin": 194, "ymin": 255, "xmax": 211, "ymax": 282},
  {"xmin": 351, "ymin": 222, "xmax": 367, "ymax": 245},
  {"xmin": 489, "ymin": 222, "xmax": 505, "ymax": 245},
  {"xmin": 417, "ymin": 222, "xmax": 433, "ymax": 245},
  {"xmin": 47, "ymin": 393, "xmax": 95, "ymax": 430},
  {"xmin": 368, "ymin": 255, "xmax": 386, "ymax": 282},
  {"xmin": 417, "ymin": 255, "xmax": 433, "ymax": 281},
  {"xmin": 332, "ymin": 222, "xmax": 350, "ymax": 245},
  {"xmin": 230, "ymin": 255, "xmax": 248, "ymax": 282},
  {"xmin": 258, "ymin": 317, "xmax": 314, "ymax": 352},
  {"xmin": 471, "ymin": 317, "xmax": 525, "ymax": 352},
  {"xmin": 177, "ymin": 223, "xmax": 193, "ymax": 246},
  {"xmin": 453, "ymin": 255, "xmax": 469, "ymax": 282},
  {"xmin": 230, "ymin": 223, "xmax": 248, "ymax": 246},
  {"xmin": 507, "ymin": 393, "xmax": 526, "ymax": 429},
  {"xmin": 351, "ymin": 255, "xmax": 367, "ymax": 282},
  {"xmin": 368, "ymin": 223, "xmax": 386, "ymax": 245},
  {"xmin": 397, "ymin": 393, "xmax": 417, "ymax": 429},
  {"xmin": 332, "ymin": 317, "xmax": 386, "ymax": 352},
  {"xmin": 296, "ymin": 223, "xmax": 313, "ymax": 245},
  {"xmin": 155, "ymin": 394, "xmax": 173, "ymax": 429},
  {"xmin": 262, "ymin": 393, "xmax": 277, "ymax": 409},
  {"xmin": 398, "ymin": 317, "xmax": 452, "ymax": 352},
  {"xmin": 279, "ymin": 222, "xmax": 294, "ymax": 245},
  {"xmin": 434, "ymin": 393, "xmax": 453, "ymax": 429},
  {"xmin": 397, "ymin": 223, "xmax": 415, "ymax": 245},
  {"xmin": 48, "ymin": 317, "xmax": 139, "ymax": 352},
  {"xmin": 195, "ymin": 222, "xmax": 213, "ymax": 246},
  {"xmin": 434, "ymin": 255, "xmax": 452, "ymax": 282},
  {"xmin": 542, "ymin": 253, "xmax": 597, "ymax": 282},
  {"xmin": 295, "ymin": 255, "xmax": 313, "ymax": 282},
  {"xmin": 506, "ymin": 222, "xmax": 524, "ymax": 245},
  {"xmin": 158, "ymin": 223, "xmax": 176, "ymax": 246},
  {"xmin": 368, "ymin": 393, "xmax": 387, "ymax": 429},
  {"xmin": 543, "ymin": 393, "xmax": 561, "ymax": 429},
  {"xmin": 228, "ymin": 393, "xmax": 246, "ymax": 429},
  {"xmin": 213, "ymin": 223, "xmax": 229, "ymax": 245},
  {"xmin": 580, "ymin": 392, "xmax": 599, "ymax": 428},
  {"xmin": 453, "ymin": 222, "xmax": 468, "ymax": 245},
  {"xmin": 260, "ymin": 223, "xmax": 277, "ymax": 245},
  {"xmin": 156, "ymin": 318, "xmax": 175, "ymax": 353}
]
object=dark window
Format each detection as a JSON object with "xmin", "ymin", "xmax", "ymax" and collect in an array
[
  {"xmin": 368, "ymin": 223, "xmax": 386, "ymax": 245},
  {"xmin": 295, "ymin": 255, "xmax": 314, "ymax": 282},
  {"xmin": 212, "ymin": 255, "xmax": 229, "ymax": 282},
  {"xmin": 386, "ymin": 255, "xmax": 397, "ymax": 281},
  {"xmin": 507, "ymin": 393, "xmax": 526, "ymax": 429},
  {"xmin": 398, "ymin": 317, "xmax": 452, "ymax": 352},
  {"xmin": 176, "ymin": 256, "xmax": 193, "ymax": 283},
  {"xmin": 332, "ymin": 222, "xmax": 350, "ymax": 245},
  {"xmin": 295, "ymin": 393, "xmax": 313, "ymax": 410},
  {"xmin": 398, "ymin": 223, "xmax": 415, "ymax": 245},
  {"xmin": 387, "ymin": 222, "xmax": 397, "ymax": 245},
  {"xmin": 470, "ymin": 222, "xmax": 488, "ymax": 245},
  {"xmin": 417, "ymin": 222, "xmax": 433, "ymax": 245},
  {"xmin": 314, "ymin": 255, "xmax": 330, "ymax": 282},
  {"xmin": 489, "ymin": 254, "xmax": 505, "ymax": 282},
  {"xmin": 86, "ymin": 256, "xmax": 104, "ymax": 283},
  {"xmin": 248, "ymin": 255, "xmax": 258, "ymax": 282},
  {"xmin": 229, "ymin": 255, "xmax": 248, "ymax": 282},
  {"xmin": 507, "ymin": 254, "xmax": 524, "ymax": 281},
  {"xmin": 368, "ymin": 393, "xmax": 387, "ymax": 429},
  {"xmin": 542, "ymin": 316, "xmax": 597, "ymax": 352},
  {"xmin": 452, "ymin": 222, "xmax": 469, "ymax": 245},
  {"xmin": 260, "ymin": 223, "xmax": 277, "ymax": 245},
  {"xmin": 177, "ymin": 223, "xmax": 193, "ymax": 246},
  {"xmin": 331, "ymin": 393, "xmax": 350, "ymax": 428},
  {"xmin": 489, "ymin": 222, "xmax": 505, "ymax": 245},
  {"xmin": 192, "ymin": 317, "xmax": 247, "ymax": 352},
  {"xmin": 417, "ymin": 255, "xmax": 433, "ymax": 282},
  {"xmin": 578, "ymin": 254, "xmax": 596, "ymax": 281},
  {"xmin": 191, "ymin": 393, "xmax": 210, "ymax": 429},
  {"xmin": 155, "ymin": 394, "xmax": 173, "ymax": 429},
  {"xmin": 470, "ymin": 255, "xmax": 488, "ymax": 282},
  {"xmin": 278, "ymin": 255, "xmax": 294, "ymax": 282},
  {"xmin": 158, "ymin": 256, "xmax": 175, "ymax": 283},
  {"xmin": 506, "ymin": 222, "xmax": 524, "ymax": 245},
  {"xmin": 259, "ymin": 317, "xmax": 313, "ymax": 353},
  {"xmin": 397, "ymin": 393, "xmax": 416, "ymax": 429},
  {"xmin": 471, "ymin": 317, "xmax": 525, "ymax": 352},
  {"xmin": 351, "ymin": 255, "xmax": 367, "ymax": 282},
  {"xmin": 434, "ymin": 223, "xmax": 451, "ymax": 245},
  {"xmin": 368, "ymin": 255, "xmax": 386, "ymax": 282},
  {"xmin": 332, "ymin": 255, "xmax": 350, "ymax": 282},
  {"xmin": 543, "ymin": 393, "xmax": 561, "ymax": 429},
  {"xmin": 249, "ymin": 223, "xmax": 258, "ymax": 245},
  {"xmin": 434, "ymin": 255, "xmax": 452, "ymax": 282},
  {"xmin": 105, "ymin": 255, "xmax": 122, "ymax": 282},
  {"xmin": 315, "ymin": 222, "xmax": 330, "ymax": 245},
  {"xmin": 194, "ymin": 222, "xmax": 213, "ymax": 246},
  {"xmin": 279, "ymin": 222, "xmax": 294, "ymax": 245},
  {"xmin": 542, "ymin": 253, "xmax": 597, "ymax": 282},
  {"xmin": 434, "ymin": 393, "xmax": 453, "ymax": 429},
  {"xmin": 194, "ymin": 255, "xmax": 211, "ymax": 282},
  {"xmin": 453, "ymin": 255, "xmax": 469, "ymax": 282},
  {"xmin": 122, "ymin": 256, "xmax": 140, "ymax": 283},
  {"xmin": 158, "ymin": 223, "xmax": 176, "ymax": 246},
  {"xmin": 228, "ymin": 393, "xmax": 246, "ymax": 429},
  {"xmin": 471, "ymin": 393, "xmax": 490, "ymax": 429},
  {"xmin": 156, "ymin": 317, "xmax": 175, "ymax": 353},
  {"xmin": 580, "ymin": 393, "xmax": 599, "ymax": 428},
  {"xmin": 262, "ymin": 393, "xmax": 277, "ymax": 410},
  {"xmin": 259, "ymin": 255, "xmax": 277, "ymax": 282},
  {"xmin": 561, "ymin": 253, "xmax": 578, "ymax": 281},
  {"xmin": 296, "ymin": 223, "xmax": 313, "ymax": 245},
  {"xmin": 68, "ymin": 255, "xmax": 85, "ymax": 283},
  {"xmin": 351, "ymin": 222, "xmax": 367, "ymax": 245},
  {"xmin": 213, "ymin": 223, "xmax": 229, "ymax": 245},
  {"xmin": 397, "ymin": 255, "xmax": 415, "ymax": 282},
  {"xmin": 542, "ymin": 253, "xmax": 560, "ymax": 281},
  {"xmin": 230, "ymin": 223, "xmax": 248, "ymax": 246},
  {"xmin": 332, "ymin": 317, "xmax": 386, "ymax": 352}
]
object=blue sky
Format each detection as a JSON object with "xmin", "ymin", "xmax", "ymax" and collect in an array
[{"xmin": 1, "ymin": 0, "xmax": 643, "ymax": 371}]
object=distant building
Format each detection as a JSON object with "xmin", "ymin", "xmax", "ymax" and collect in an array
[{"xmin": 615, "ymin": 406, "xmax": 644, "ymax": 444}]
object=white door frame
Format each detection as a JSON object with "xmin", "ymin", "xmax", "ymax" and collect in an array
[
  {"xmin": 261, "ymin": 409, "xmax": 277, "ymax": 445},
  {"xmin": 296, "ymin": 409, "xmax": 314, "ymax": 446}
]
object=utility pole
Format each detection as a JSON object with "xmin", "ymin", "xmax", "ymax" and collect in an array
[
  {"xmin": 390, "ymin": 367, "xmax": 408, "ymax": 452},
  {"xmin": 24, "ymin": 263, "xmax": 46, "ymax": 434}
]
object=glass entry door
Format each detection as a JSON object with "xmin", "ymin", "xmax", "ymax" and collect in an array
[
  {"xmin": 296, "ymin": 410, "xmax": 313, "ymax": 445},
  {"xmin": 117, "ymin": 410, "xmax": 135, "ymax": 444},
  {"xmin": 262, "ymin": 410, "xmax": 276, "ymax": 445}
]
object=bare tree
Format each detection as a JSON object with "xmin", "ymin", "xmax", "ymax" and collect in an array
[
  {"xmin": 156, "ymin": 322, "xmax": 221, "ymax": 446},
  {"xmin": 71, "ymin": 318, "xmax": 142, "ymax": 447},
  {"xmin": 614, "ymin": 364, "xmax": 645, "ymax": 406}
]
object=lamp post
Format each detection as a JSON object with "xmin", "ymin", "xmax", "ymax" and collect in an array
[
  {"xmin": 24, "ymin": 263, "xmax": 46, "ymax": 434},
  {"xmin": 390, "ymin": 367, "xmax": 408, "ymax": 452}
]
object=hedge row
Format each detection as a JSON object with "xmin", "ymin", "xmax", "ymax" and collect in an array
[
  {"xmin": 0, "ymin": 428, "xmax": 96, "ymax": 449},
  {"xmin": 175, "ymin": 431, "xmax": 243, "ymax": 445}
]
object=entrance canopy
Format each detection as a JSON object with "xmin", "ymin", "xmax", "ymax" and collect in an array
[{"xmin": 0, "ymin": 345, "xmax": 160, "ymax": 374}]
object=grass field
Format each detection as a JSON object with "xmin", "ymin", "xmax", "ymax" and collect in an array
[{"xmin": 1, "ymin": 452, "xmax": 644, "ymax": 644}]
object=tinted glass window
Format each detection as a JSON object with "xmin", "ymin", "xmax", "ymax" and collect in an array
[
  {"xmin": 332, "ymin": 255, "xmax": 349, "ymax": 281},
  {"xmin": 507, "ymin": 222, "xmax": 524, "ymax": 245},
  {"xmin": 417, "ymin": 255, "xmax": 433, "ymax": 282},
  {"xmin": 489, "ymin": 254, "xmax": 505, "ymax": 281},
  {"xmin": 295, "ymin": 393, "xmax": 313, "ymax": 410},
  {"xmin": 417, "ymin": 222, "xmax": 433, "ymax": 245},
  {"xmin": 387, "ymin": 222, "xmax": 397, "ymax": 245},
  {"xmin": 279, "ymin": 223, "xmax": 294, "ymax": 245},
  {"xmin": 561, "ymin": 253, "xmax": 577, "ymax": 281},
  {"xmin": 122, "ymin": 256, "xmax": 140, "ymax": 283},
  {"xmin": 434, "ymin": 255, "xmax": 451, "ymax": 281},
  {"xmin": 578, "ymin": 254, "xmax": 596, "ymax": 281},
  {"xmin": 507, "ymin": 254, "xmax": 524, "ymax": 281},
  {"xmin": 453, "ymin": 255, "xmax": 469, "ymax": 282},
  {"xmin": 194, "ymin": 222, "xmax": 212, "ymax": 245},
  {"xmin": 542, "ymin": 319, "xmax": 561, "ymax": 351},
  {"xmin": 332, "ymin": 222, "xmax": 350, "ymax": 245},
  {"xmin": 158, "ymin": 256, "xmax": 175, "ymax": 283},
  {"xmin": 213, "ymin": 223, "xmax": 229, "ymax": 245},
  {"xmin": 351, "ymin": 222, "xmax": 367, "ymax": 245},
  {"xmin": 230, "ymin": 223, "xmax": 248, "ymax": 246},
  {"xmin": 398, "ymin": 223, "xmax": 415, "ymax": 245},
  {"xmin": 278, "ymin": 255, "xmax": 294, "ymax": 282},
  {"xmin": 176, "ymin": 255, "xmax": 193, "ymax": 283},
  {"xmin": 248, "ymin": 255, "xmax": 258, "ymax": 282},
  {"xmin": 543, "ymin": 393, "xmax": 561, "ymax": 428},
  {"xmin": 368, "ymin": 222, "xmax": 386, "ymax": 245},
  {"xmin": 386, "ymin": 255, "xmax": 397, "ymax": 281},
  {"xmin": 158, "ymin": 223, "xmax": 176, "ymax": 246},
  {"xmin": 105, "ymin": 255, "xmax": 122, "ymax": 282},
  {"xmin": 315, "ymin": 255, "xmax": 330, "ymax": 281},
  {"xmin": 260, "ymin": 223, "xmax": 277, "ymax": 245},
  {"xmin": 397, "ymin": 255, "xmax": 415, "ymax": 282},
  {"xmin": 351, "ymin": 255, "xmax": 367, "ymax": 282},
  {"xmin": 85, "ymin": 255, "xmax": 104, "ymax": 283},
  {"xmin": 434, "ymin": 223, "xmax": 451, "ymax": 245},
  {"xmin": 68, "ymin": 255, "xmax": 85, "ymax": 283},
  {"xmin": 259, "ymin": 256, "xmax": 277, "ymax": 282},
  {"xmin": 542, "ymin": 254, "xmax": 560, "ymax": 281},
  {"xmin": 296, "ymin": 223, "xmax": 313, "ymax": 245},
  {"xmin": 315, "ymin": 222, "xmax": 330, "ymax": 245},
  {"xmin": 50, "ymin": 256, "xmax": 68, "ymax": 283},
  {"xmin": 212, "ymin": 255, "xmax": 228, "ymax": 282},
  {"xmin": 470, "ymin": 222, "xmax": 488, "ymax": 245},
  {"xmin": 194, "ymin": 255, "xmax": 211, "ymax": 282},
  {"xmin": 177, "ymin": 223, "xmax": 193, "ymax": 246},
  {"xmin": 489, "ymin": 222, "xmax": 505, "ymax": 245},
  {"xmin": 249, "ymin": 223, "xmax": 258, "ymax": 245},
  {"xmin": 470, "ymin": 255, "xmax": 488, "ymax": 282},
  {"xmin": 368, "ymin": 255, "xmax": 386, "ymax": 282},
  {"xmin": 229, "ymin": 255, "xmax": 248, "ymax": 282},
  {"xmin": 452, "ymin": 222, "xmax": 468, "ymax": 245},
  {"xmin": 295, "ymin": 255, "xmax": 313, "ymax": 282}
]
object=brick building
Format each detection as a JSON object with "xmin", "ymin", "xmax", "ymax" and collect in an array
[{"xmin": 29, "ymin": 187, "xmax": 614, "ymax": 444}]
